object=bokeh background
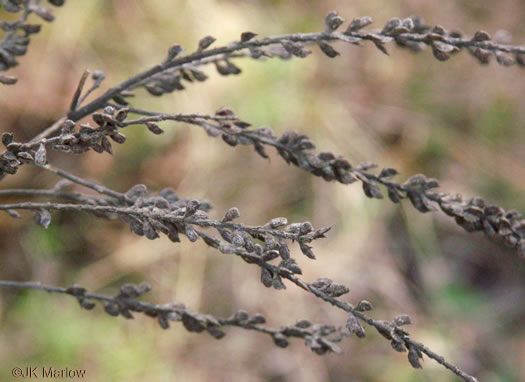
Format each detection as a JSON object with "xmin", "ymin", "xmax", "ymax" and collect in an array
[{"xmin": 1, "ymin": 1, "xmax": 525, "ymax": 381}]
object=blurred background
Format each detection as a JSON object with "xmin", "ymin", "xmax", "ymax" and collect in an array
[{"xmin": 1, "ymin": 1, "xmax": 525, "ymax": 381}]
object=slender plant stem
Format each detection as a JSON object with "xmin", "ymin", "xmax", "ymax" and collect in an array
[
  {"xmin": 68, "ymin": 28, "xmax": 525, "ymax": 122},
  {"xmin": 39, "ymin": 164, "xmax": 127, "ymax": 202},
  {"xmin": 29, "ymin": 117, "xmax": 67, "ymax": 144}
]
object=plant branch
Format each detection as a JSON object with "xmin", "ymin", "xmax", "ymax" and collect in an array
[
  {"xmin": 106, "ymin": 108, "xmax": 525, "ymax": 258},
  {"xmin": 67, "ymin": 14, "xmax": 525, "ymax": 121},
  {"xmin": 0, "ymin": 0, "xmax": 65, "ymax": 85},
  {"xmin": 28, "ymin": 117, "xmax": 67, "ymax": 144},
  {"xmin": 69, "ymin": 70, "xmax": 90, "ymax": 112},
  {"xmin": 0, "ymin": 200, "xmax": 329, "ymax": 252},
  {"xmin": 0, "ymin": 194, "xmax": 476, "ymax": 380},
  {"xmin": 0, "ymin": 280, "xmax": 348, "ymax": 352},
  {"xmin": 39, "ymin": 164, "xmax": 128, "ymax": 203},
  {"xmin": 0, "ymin": 188, "xmax": 108, "ymax": 204}
]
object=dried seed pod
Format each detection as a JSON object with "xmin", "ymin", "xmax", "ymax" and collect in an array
[
  {"xmin": 299, "ymin": 221, "xmax": 313, "ymax": 235},
  {"xmin": 101, "ymin": 137, "xmax": 113, "ymax": 154},
  {"xmin": 431, "ymin": 41, "xmax": 458, "ymax": 61},
  {"xmin": 166, "ymin": 44, "xmax": 183, "ymax": 61},
  {"xmin": 0, "ymin": 75, "xmax": 18, "ymax": 85},
  {"xmin": 34, "ymin": 208, "xmax": 52, "ymax": 228},
  {"xmin": 114, "ymin": 108, "xmax": 129, "ymax": 122},
  {"xmin": 145, "ymin": 122, "xmax": 164, "ymax": 135},
  {"xmin": 382, "ymin": 18, "xmax": 402, "ymax": 34},
  {"xmin": 190, "ymin": 69, "xmax": 208, "ymax": 81},
  {"xmin": 77, "ymin": 298, "xmax": 96, "ymax": 310},
  {"xmin": 18, "ymin": 151, "xmax": 34, "ymax": 161},
  {"xmin": 431, "ymin": 25, "xmax": 447, "ymax": 35},
  {"xmin": 6, "ymin": 209, "xmax": 21, "ymax": 219},
  {"xmin": 394, "ymin": 315, "xmax": 412, "ymax": 326},
  {"xmin": 373, "ymin": 41, "xmax": 389, "ymax": 55},
  {"xmin": 2, "ymin": 132, "xmax": 13, "ymax": 147},
  {"xmin": 260, "ymin": 267, "xmax": 273, "ymax": 288},
  {"xmin": 247, "ymin": 313, "xmax": 266, "ymax": 325},
  {"xmin": 362, "ymin": 181, "xmax": 383, "ymax": 199},
  {"xmin": 345, "ymin": 16, "xmax": 373, "ymax": 33},
  {"xmin": 355, "ymin": 300, "xmax": 373, "ymax": 312},
  {"xmin": 48, "ymin": 0, "xmax": 66, "ymax": 6},
  {"xmin": 346, "ymin": 314, "xmax": 365, "ymax": 337},
  {"xmin": 34, "ymin": 144, "xmax": 47, "ymax": 166},
  {"xmin": 325, "ymin": 11, "xmax": 345, "ymax": 32},
  {"xmin": 184, "ymin": 199, "xmax": 201, "ymax": 217},
  {"xmin": 299, "ymin": 243, "xmax": 315, "ymax": 259},
  {"xmin": 407, "ymin": 344, "xmax": 423, "ymax": 369},
  {"xmin": 495, "ymin": 51, "xmax": 515, "ymax": 66},
  {"xmin": 402, "ymin": 18, "xmax": 415, "ymax": 31},
  {"xmin": 240, "ymin": 32, "xmax": 257, "ymax": 42},
  {"xmin": 266, "ymin": 217, "xmax": 288, "ymax": 228},
  {"xmin": 222, "ymin": 207, "xmax": 240, "ymax": 222},
  {"xmin": 281, "ymin": 40, "xmax": 311, "ymax": 58},
  {"xmin": 318, "ymin": 42, "xmax": 340, "ymax": 57},
  {"xmin": 109, "ymin": 132, "xmax": 126, "ymax": 144},
  {"xmin": 125, "ymin": 184, "xmax": 149, "ymax": 200},
  {"xmin": 61, "ymin": 119, "xmax": 76, "ymax": 134},
  {"xmin": 33, "ymin": 6, "xmax": 55, "ymax": 22},
  {"xmin": 198, "ymin": 36, "xmax": 216, "ymax": 51},
  {"xmin": 472, "ymin": 30, "xmax": 491, "ymax": 42},
  {"xmin": 272, "ymin": 333, "xmax": 289, "ymax": 348},
  {"xmin": 185, "ymin": 224, "xmax": 199, "ymax": 242},
  {"xmin": 143, "ymin": 220, "xmax": 159, "ymax": 240}
]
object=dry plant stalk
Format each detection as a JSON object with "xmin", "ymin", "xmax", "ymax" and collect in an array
[{"xmin": 3, "ymin": 2, "xmax": 525, "ymax": 381}]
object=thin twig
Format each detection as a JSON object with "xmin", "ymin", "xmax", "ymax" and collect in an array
[
  {"xmin": 28, "ymin": 117, "xmax": 67, "ymax": 144},
  {"xmin": 68, "ymin": 23, "xmax": 525, "ymax": 121},
  {"xmin": 69, "ymin": 70, "xmax": 90, "ymax": 112},
  {"xmin": 0, "ymin": 280, "xmax": 348, "ymax": 353},
  {"xmin": 39, "ymin": 164, "xmax": 128, "ymax": 203},
  {"xmin": 0, "ymin": 188, "xmax": 107, "ymax": 204}
]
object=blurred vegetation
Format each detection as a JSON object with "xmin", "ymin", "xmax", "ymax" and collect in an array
[{"xmin": 1, "ymin": 1, "xmax": 525, "ymax": 381}]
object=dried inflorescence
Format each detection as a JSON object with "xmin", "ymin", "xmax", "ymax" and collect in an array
[
  {"xmin": 0, "ymin": 183, "xmax": 330, "ymax": 282},
  {"xmin": 61, "ymin": 12, "xmax": 525, "ymax": 122},
  {"xmin": 0, "ymin": 0, "xmax": 65, "ymax": 85},
  {"xmin": 3, "ymin": 7, "xmax": 525, "ymax": 382},
  {"xmin": 81, "ymin": 106, "xmax": 525, "ymax": 258},
  {"xmin": 0, "ymin": 106, "xmax": 245, "ymax": 178},
  {"xmin": 0, "ymin": 280, "xmax": 349, "ymax": 354},
  {"xmin": 0, "ymin": 178, "xmax": 476, "ymax": 381}
]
